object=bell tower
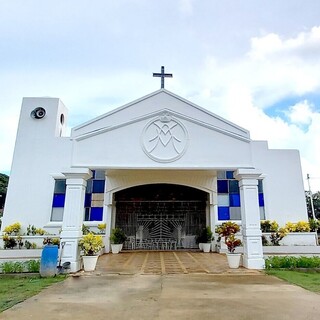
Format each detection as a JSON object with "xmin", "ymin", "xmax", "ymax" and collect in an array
[{"xmin": 1, "ymin": 97, "xmax": 70, "ymax": 230}]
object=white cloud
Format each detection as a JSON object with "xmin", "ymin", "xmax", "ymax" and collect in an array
[
  {"xmin": 285, "ymin": 100, "xmax": 314, "ymax": 125},
  {"xmin": 186, "ymin": 27, "xmax": 320, "ymax": 191},
  {"xmin": 249, "ymin": 26, "xmax": 320, "ymax": 61}
]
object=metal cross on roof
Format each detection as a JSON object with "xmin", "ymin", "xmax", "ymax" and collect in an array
[{"xmin": 153, "ymin": 66, "xmax": 173, "ymax": 89}]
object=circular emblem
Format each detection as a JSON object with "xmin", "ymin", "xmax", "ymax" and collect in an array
[{"xmin": 141, "ymin": 113, "xmax": 188, "ymax": 163}]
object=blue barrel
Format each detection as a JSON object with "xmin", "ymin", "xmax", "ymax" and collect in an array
[{"xmin": 40, "ymin": 245, "xmax": 59, "ymax": 277}]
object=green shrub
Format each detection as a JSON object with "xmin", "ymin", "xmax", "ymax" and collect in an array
[
  {"xmin": 26, "ymin": 260, "xmax": 40, "ymax": 273},
  {"xmin": 110, "ymin": 228, "xmax": 127, "ymax": 244},
  {"xmin": 261, "ymin": 220, "xmax": 279, "ymax": 232},
  {"xmin": 1, "ymin": 262, "xmax": 15, "ymax": 273},
  {"xmin": 1, "ymin": 261, "xmax": 25, "ymax": 273},
  {"xmin": 309, "ymin": 219, "xmax": 320, "ymax": 232},
  {"xmin": 265, "ymin": 256, "xmax": 320, "ymax": 269},
  {"xmin": 0, "ymin": 260, "xmax": 40, "ymax": 273}
]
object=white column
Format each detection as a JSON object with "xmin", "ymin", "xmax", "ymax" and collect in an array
[
  {"xmin": 235, "ymin": 169, "xmax": 265, "ymax": 269},
  {"xmin": 60, "ymin": 168, "xmax": 92, "ymax": 272},
  {"xmin": 209, "ymin": 191, "xmax": 217, "ymax": 252},
  {"xmin": 103, "ymin": 174, "xmax": 114, "ymax": 253}
]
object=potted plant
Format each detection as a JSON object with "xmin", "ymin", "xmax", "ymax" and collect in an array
[
  {"xmin": 216, "ymin": 222, "xmax": 242, "ymax": 268},
  {"xmin": 198, "ymin": 226, "xmax": 214, "ymax": 252},
  {"xmin": 195, "ymin": 228, "xmax": 205, "ymax": 251},
  {"xmin": 110, "ymin": 228, "xmax": 127, "ymax": 254},
  {"xmin": 225, "ymin": 234, "xmax": 242, "ymax": 268},
  {"xmin": 79, "ymin": 233, "xmax": 104, "ymax": 271}
]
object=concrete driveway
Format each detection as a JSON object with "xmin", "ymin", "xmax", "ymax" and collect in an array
[{"xmin": 1, "ymin": 272, "xmax": 320, "ymax": 320}]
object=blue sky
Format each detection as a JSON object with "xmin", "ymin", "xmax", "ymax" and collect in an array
[{"xmin": 1, "ymin": 0, "xmax": 320, "ymax": 191}]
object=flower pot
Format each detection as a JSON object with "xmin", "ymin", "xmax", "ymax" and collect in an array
[
  {"xmin": 202, "ymin": 243, "xmax": 211, "ymax": 253},
  {"xmin": 82, "ymin": 255, "xmax": 99, "ymax": 271},
  {"xmin": 226, "ymin": 253, "xmax": 241, "ymax": 269},
  {"xmin": 111, "ymin": 244, "xmax": 122, "ymax": 254},
  {"xmin": 199, "ymin": 243, "xmax": 204, "ymax": 251}
]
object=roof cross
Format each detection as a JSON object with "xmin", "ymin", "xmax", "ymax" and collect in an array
[{"xmin": 153, "ymin": 66, "xmax": 173, "ymax": 89}]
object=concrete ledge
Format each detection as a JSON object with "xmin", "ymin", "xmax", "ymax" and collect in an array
[
  {"xmin": 268, "ymin": 232, "xmax": 318, "ymax": 246},
  {"xmin": 0, "ymin": 249, "xmax": 42, "ymax": 262},
  {"xmin": 263, "ymin": 245, "xmax": 320, "ymax": 255}
]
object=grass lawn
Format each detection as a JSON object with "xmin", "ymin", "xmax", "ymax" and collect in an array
[
  {"xmin": 266, "ymin": 270, "xmax": 320, "ymax": 293},
  {"xmin": 0, "ymin": 275, "xmax": 67, "ymax": 312}
]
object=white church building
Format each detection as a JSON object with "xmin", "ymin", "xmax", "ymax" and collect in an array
[{"xmin": 1, "ymin": 88, "xmax": 308, "ymax": 271}]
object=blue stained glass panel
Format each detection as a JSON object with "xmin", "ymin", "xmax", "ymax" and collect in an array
[
  {"xmin": 84, "ymin": 194, "xmax": 92, "ymax": 207},
  {"xmin": 217, "ymin": 180, "xmax": 228, "ymax": 193},
  {"xmin": 90, "ymin": 207, "xmax": 103, "ymax": 221},
  {"xmin": 218, "ymin": 207, "xmax": 230, "ymax": 220},
  {"xmin": 217, "ymin": 171, "xmax": 226, "ymax": 179},
  {"xmin": 226, "ymin": 171, "xmax": 234, "ymax": 179},
  {"xmin": 259, "ymin": 193, "xmax": 264, "ymax": 207},
  {"xmin": 229, "ymin": 194, "xmax": 240, "ymax": 207},
  {"xmin": 52, "ymin": 194, "xmax": 65, "ymax": 207},
  {"xmin": 84, "ymin": 208, "xmax": 90, "ymax": 221},
  {"xmin": 86, "ymin": 180, "xmax": 93, "ymax": 193},
  {"xmin": 92, "ymin": 180, "xmax": 105, "ymax": 193},
  {"xmin": 258, "ymin": 180, "xmax": 264, "ymax": 193},
  {"xmin": 95, "ymin": 170, "xmax": 105, "ymax": 180},
  {"xmin": 229, "ymin": 180, "xmax": 239, "ymax": 193},
  {"xmin": 54, "ymin": 180, "xmax": 66, "ymax": 193}
]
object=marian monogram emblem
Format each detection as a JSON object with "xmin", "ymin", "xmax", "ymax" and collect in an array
[{"xmin": 141, "ymin": 113, "xmax": 188, "ymax": 162}]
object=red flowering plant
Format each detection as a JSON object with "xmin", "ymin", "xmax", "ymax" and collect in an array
[
  {"xmin": 225, "ymin": 234, "xmax": 242, "ymax": 253},
  {"xmin": 215, "ymin": 221, "xmax": 242, "ymax": 253}
]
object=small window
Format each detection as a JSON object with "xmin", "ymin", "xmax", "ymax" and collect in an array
[{"xmin": 51, "ymin": 179, "xmax": 66, "ymax": 221}]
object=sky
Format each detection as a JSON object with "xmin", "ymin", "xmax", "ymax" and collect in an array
[{"xmin": 0, "ymin": 0, "xmax": 320, "ymax": 192}]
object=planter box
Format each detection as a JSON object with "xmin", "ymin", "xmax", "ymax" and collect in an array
[
  {"xmin": 217, "ymin": 232, "xmax": 318, "ymax": 254},
  {"xmin": 0, "ymin": 235, "xmax": 59, "ymax": 249},
  {"xmin": 263, "ymin": 246, "xmax": 320, "ymax": 255},
  {"xmin": 263, "ymin": 232, "xmax": 318, "ymax": 246},
  {"xmin": 0, "ymin": 249, "xmax": 42, "ymax": 262}
]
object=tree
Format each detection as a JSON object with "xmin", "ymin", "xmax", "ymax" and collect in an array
[
  {"xmin": 0, "ymin": 173, "xmax": 9, "ymax": 211},
  {"xmin": 306, "ymin": 191, "xmax": 320, "ymax": 219}
]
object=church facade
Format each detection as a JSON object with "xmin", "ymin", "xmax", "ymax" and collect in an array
[{"xmin": 1, "ymin": 89, "xmax": 307, "ymax": 271}]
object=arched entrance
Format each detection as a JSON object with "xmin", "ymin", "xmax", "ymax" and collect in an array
[{"xmin": 114, "ymin": 184, "xmax": 208, "ymax": 250}]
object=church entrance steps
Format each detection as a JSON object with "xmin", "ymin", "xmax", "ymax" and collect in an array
[{"xmin": 95, "ymin": 252, "xmax": 261, "ymax": 275}]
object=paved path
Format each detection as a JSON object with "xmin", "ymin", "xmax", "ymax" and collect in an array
[
  {"xmin": 96, "ymin": 251, "xmax": 260, "ymax": 275},
  {"xmin": 1, "ymin": 273, "xmax": 320, "ymax": 320}
]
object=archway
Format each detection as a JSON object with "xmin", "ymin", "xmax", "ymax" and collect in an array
[{"xmin": 114, "ymin": 184, "xmax": 208, "ymax": 250}]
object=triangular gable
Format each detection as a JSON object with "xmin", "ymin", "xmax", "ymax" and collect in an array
[{"xmin": 71, "ymin": 89, "xmax": 250, "ymax": 142}]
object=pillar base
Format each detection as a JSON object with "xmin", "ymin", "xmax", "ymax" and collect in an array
[
  {"xmin": 242, "ymin": 255, "xmax": 265, "ymax": 269},
  {"xmin": 60, "ymin": 237, "xmax": 82, "ymax": 272},
  {"xmin": 60, "ymin": 258, "xmax": 81, "ymax": 273}
]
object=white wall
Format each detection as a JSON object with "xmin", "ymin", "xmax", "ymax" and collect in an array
[{"xmin": 251, "ymin": 141, "xmax": 307, "ymax": 225}]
